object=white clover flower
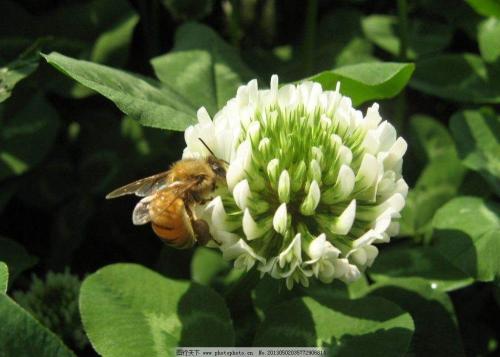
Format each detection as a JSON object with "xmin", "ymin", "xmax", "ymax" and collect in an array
[{"xmin": 183, "ymin": 75, "xmax": 408, "ymax": 289}]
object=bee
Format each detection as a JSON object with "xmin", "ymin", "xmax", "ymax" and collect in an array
[{"xmin": 106, "ymin": 139, "xmax": 227, "ymax": 249}]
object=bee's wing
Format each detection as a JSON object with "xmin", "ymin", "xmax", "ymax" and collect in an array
[
  {"xmin": 106, "ymin": 171, "xmax": 170, "ymax": 199},
  {"xmin": 132, "ymin": 195, "xmax": 155, "ymax": 225}
]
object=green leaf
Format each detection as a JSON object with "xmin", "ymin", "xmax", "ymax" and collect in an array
[
  {"xmin": 401, "ymin": 158, "xmax": 466, "ymax": 239},
  {"xmin": 190, "ymin": 247, "xmax": 230, "ymax": 286},
  {"xmin": 88, "ymin": 15, "xmax": 138, "ymax": 66},
  {"xmin": 408, "ymin": 114, "xmax": 459, "ymax": 163},
  {"xmin": 0, "ymin": 262, "xmax": 7, "ymax": 293},
  {"xmin": 43, "ymin": 52, "xmax": 197, "ymax": 131},
  {"xmin": 160, "ymin": 0, "xmax": 214, "ymax": 20},
  {"xmin": 80, "ymin": 263, "xmax": 234, "ymax": 355},
  {"xmin": 433, "ymin": 197, "xmax": 500, "ymax": 281},
  {"xmin": 450, "ymin": 110, "xmax": 500, "ymax": 195},
  {"xmin": 362, "ymin": 16, "xmax": 452, "ymax": 59},
  {"xmin": 467, "ymin": 0, "xmax": 500, "ymax": 17},
  {"xmin": 410, "ymin": 53, "xmax": 500, "ymax": 103},
  {"xmin": 68, "ymin": 12, "xmax": 139, "ymax": 98},
  {"xmin": 0, "ymin": 294, "xmax": 75, "ymax": 356},
  {"xmin": 254, "ymin": 296, "xmax": 414, "ymax": 355},
  {"xmin": 478, "ymin": 18, "xmax": 500, "ymax": 62},
  {"xmin": 0, "ymin": 95, "xmax": 60, "ymax": 181},
  {"xmin": 400, "ymin": 116, "xmax": 466, "ymax": 239},
  {"xmin": 0, "ymin": 237, "xmax": 38, "ymax": 283},
  {"xmin": 367, "ymin": 279, "xmax": 465, "ymax": 356},
  {"xmin": 369, "ymin": 244, "xmax": 473, "ymax": 292},
  {"xmin": 309, "ymin": 62, "xmax": 414, "ymax": 106},
  {"xmin": 151, "ymin": 22, "xmax": 255, "ymax": 116},
  {"xmin": 0, "ymin": 43, "xmax": 40, "ymax": 103}
]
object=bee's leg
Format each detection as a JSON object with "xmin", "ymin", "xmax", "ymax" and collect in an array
[{"xmin": 192, "ymin": 219, "xmax": 221, "ymax": 246}]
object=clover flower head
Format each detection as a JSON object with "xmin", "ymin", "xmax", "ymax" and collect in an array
[{"xmin": 183, "ymin": 75, "xmax": 408, "ymax": 289}]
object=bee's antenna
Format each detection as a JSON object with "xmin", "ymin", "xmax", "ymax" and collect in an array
[
  {"xmin": 198, "ymin": 138, "xmax": 216, "ymax": 156},
  {"xmin": 198, "ymin": 138, "xmax": 229, "ymax": 165}
]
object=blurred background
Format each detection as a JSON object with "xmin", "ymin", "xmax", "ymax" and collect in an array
[{"xmin": 1, "ymin": 0, "xmax": 499, "ymax": 355}]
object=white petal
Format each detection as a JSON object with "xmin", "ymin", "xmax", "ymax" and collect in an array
[
  {"xmin": 242, "ymin": 208, "xmax": 271, "ymax": 240},
  {"xmin": 355, "ymin": 153, "xmax": 379, "ymax": 191},
  {"xmin": 330, "ymin": 199, "xmax": 356, "ymax": 235},
  {"xmin": 258, "ymin": 137, "xmax": 271, "ymax": 154},
  {"xmin": 376, "ymin": 121, "xmax": 397, "ymax": 151},
  {"xmin": 300, "ymin": 180, "xmax": 321, "ymax": 216},
  {"xmin": 383, "ymin": 137, "xmax": 408, "ymax": 169},
  {"xmin": 226, "ymin": 159, "xmax": 245, "ymax": 191},
  {"xmin": 197, "ymin": 106, "xmax": 212, "ymax": 125},
  {"xmin": 338, "ymin": 146, "xmax": 353, "ymax": 165},
  {"xmin": 247, "ymin": 121, "xmax": 261, "ymax": 146},
  {"xmin": 233, "ymin": 180, "xmax": 251, "ymax": 210},
  {"xmin": 273, "ymin": 203, "xmax": 288, "ymax": 235},
  {"xmin": 278, "ymin": 170, "xmax": 291, "ymax": 203},
  {"xmin": 364, "ymin": 245, "xmax": 379, "ymax": 267},
  {"xmin": 364, "ymin": 103, "xmax": 382, "ymax": 129},
  {"xmin": 335, "ymin": 164, "xmax": 355, "ymax": 199},
  {"xmin": 222, "ymin": 238, "xmax": 265, "ymax": 263},
  {"xmin": 351, "ymin": 248, "xmax": 367, "ymax": 266},
  {"xmin": 342, "ymin": 264, "xmax": 361, "ymax": 283},
  {"xmin": 307, "ymin": 233, "xmax": 327, "ymax": 260},
  {"xmin": 267, "ymin": 158, "xmax": 280, "ymax": 185},
  {"xmin": 309, "ymin": 159, "xmax": 322, "ymax": 182}
]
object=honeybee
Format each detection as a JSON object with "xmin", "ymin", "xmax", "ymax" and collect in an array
[{"xmin": 106, "ymin": 140, "xmax": 227, "ymax": 249}]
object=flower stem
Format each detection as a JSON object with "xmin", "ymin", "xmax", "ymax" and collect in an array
[
  {"xmin": 397, "ymin": 0, "xmax": 409, "ymax": 62},
  {"xmin": 395, "ymin": 0, "xmax": 409, "ymax": 132},
  {"xmin": 303, "ymin": 0, "xmax": 318, "ymax": 76},
  {"xmin": 138, "ymin": 0, "xmax": 161, "ymax": 59}
]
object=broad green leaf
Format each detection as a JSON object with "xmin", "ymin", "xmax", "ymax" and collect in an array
[
  {"xmin": 191, "ymin": 247, "xmax": 230, "ymax": 286},
  {"xmin": 254, "ymin": 296, "xmax": 414, "ymax": 355},
  {"xmin": 367, "ymin": 279, "xmax": 464, "ymax": 356},
  {"xmin": 400, "ymin": 116, "xmax": 466, "ymax": 238},
  {"xmin": 0, "ymin": 294, "xmax": 75, "ymax": 356},
  {"xmin": 0, "ymin": 43, "xmax": 39, "ymax": 103},
  {"xmin": 151, "ymin": 22, "xmax": 255, "ymax": 116},
  {"xmin": 467, "ymin": 0, "xmax": 500, "ymax": 17},
  {"xmin": 450, "ymin": 110, "xmax": 500, "ymax": 195},
  {"xmin": 0, "ymin": 237, "xmax": 38, "ymax": 283},
  {"xmin": 410, "ymin": 53, "xmax": 500, "ymax": 103},
  {"xmin": 80, "ymin": 263, "xmax": 234, "ymax": 355},
  {"xmin": 408, "ymin": 115, "xmax": 459, "ymax": 163},
  {"xmin": 362, "ymin": 16, "xmax": 452, "ymax": 59},
  {"xmin": 310, "ymin": 62, "xmax": 414, "ymax": 106},
  {"xmin": 160, "ymin": 0, "xmax": 214, "ymax": 20},
  {"xmin": 433, "ymin": 197, "xmax": 500, "ymax": 281},
  {"xmin": 88, "ymin": 15, "xmax": 138, "ymax": 66},
  {"xmin": 252, "ymin": 276, "xmax": 348, "ymax": 321},
  {"xmin": 478, "ymin": 18, "xmax": 500, "ymax": 62},
  {"xmin": 43, "ymin": 52, "xmax": 197, "ymax": 131},
  {"xmin": 369, "ymin": 244, "xmax": 473, "ymax": 292},
  {"xmin": 0, "ymin": 95, "xmax": 60, "ymax": 180},
  {"xmin": 400, "ymin": 158, "xmax": 466, "ymax": 239},
  {"xmin": 0, "ymin": 262, "xmax": 7, "ymax": 293},
  {"xmin": 69, "ymin": 13, "xmax": 139, "ymax": 98}
]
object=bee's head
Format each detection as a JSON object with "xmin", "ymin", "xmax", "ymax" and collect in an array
[
  {"xmin": 198, "ymin": 138, "xmax": 228, "ymax": 183},
  {"xmin": 207, "ymin": 155, "xmax": 227, "ymax": 181}
]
